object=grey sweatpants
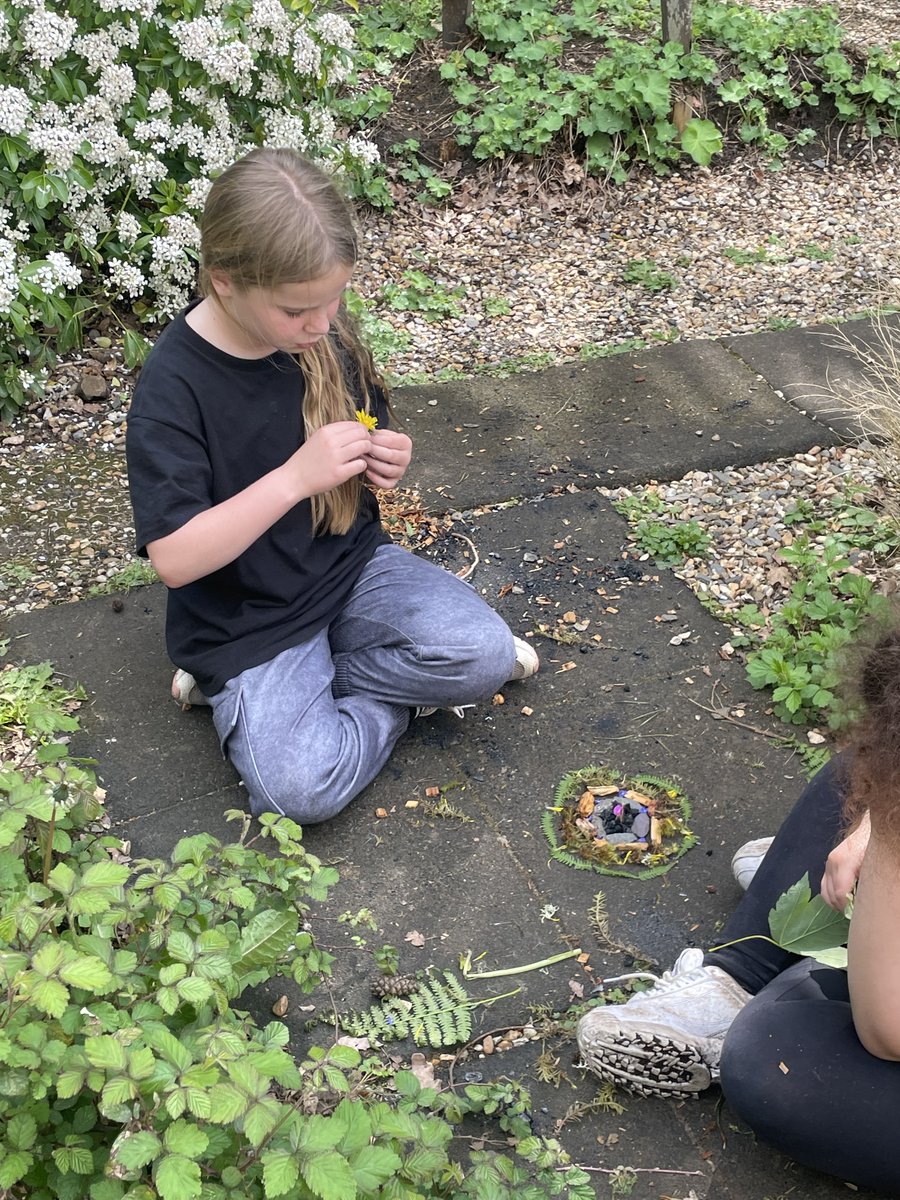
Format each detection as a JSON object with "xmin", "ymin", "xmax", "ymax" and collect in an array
[{"xmin": 209, "ymin": 544, "xmax": 516, "ymax": 824}]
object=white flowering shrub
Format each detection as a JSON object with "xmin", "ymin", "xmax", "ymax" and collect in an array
[{"xmin": 0, "ymin": 0, "xmax": 382, "ymax": 423}]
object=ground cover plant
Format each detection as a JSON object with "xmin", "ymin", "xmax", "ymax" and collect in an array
[
  {"xmin": 0, "ymin": 655, "xmax": 599, "ymax": 1199},
  {"xmin": 5, "ymin": 0, "xmax": 900, "ymax": 426}
]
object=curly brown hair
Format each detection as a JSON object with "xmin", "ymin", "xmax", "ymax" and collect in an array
[{"xmin": 839, "ymin": 605, "xmax": 900, "ymax": 844}]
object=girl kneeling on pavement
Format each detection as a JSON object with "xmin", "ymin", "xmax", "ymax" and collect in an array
[
  {"xmin": 126, "ymin": 147, "xmax": 537, "ymax": 825},
  {"xmin": 578, "ymin": 626, "xmax": 900, "ymax": 1194}
]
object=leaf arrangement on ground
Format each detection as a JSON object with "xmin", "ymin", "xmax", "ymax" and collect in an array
[{"xmin": 543, "ymin": 766, "xmax": 695, "ymax": 878}]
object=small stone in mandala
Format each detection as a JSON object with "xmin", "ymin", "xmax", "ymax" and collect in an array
[
  {"xmin": 632, "ymin": 812, "xmax": 651, "ymax": 838},
  {"xmin": 607, "ymin": 831, "xmax": 638, "ymax": 844}
]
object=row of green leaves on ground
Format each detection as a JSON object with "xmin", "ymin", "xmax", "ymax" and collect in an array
[
  {"xmin": 344, "ymin": 0, "xmax": 900, "ymax": 192},
  {"xmin": 613, "ymin": 484, "xmax": 899, "ymax": 733},
  {"xmin": 0, "ymin": 658, "xmax": 595, "ymax": 1200}
]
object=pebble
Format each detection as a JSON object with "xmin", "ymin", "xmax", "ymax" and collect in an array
[{"xmin": 632, "ymin": 812, "xmax": 651, "ymax": 838}]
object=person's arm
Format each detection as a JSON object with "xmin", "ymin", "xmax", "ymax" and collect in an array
[
  {"xmin": 847, "ymin": 824, "xmax": 900, "ymax": 1059},
  {"xmin": 147, "ymin": 420, "xmax": 373, "ymax": 588}
]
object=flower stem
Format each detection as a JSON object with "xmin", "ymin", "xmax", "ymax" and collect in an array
[{"xmin": 463, "ymin": 948, "xmax": 582, "ymax": 979}]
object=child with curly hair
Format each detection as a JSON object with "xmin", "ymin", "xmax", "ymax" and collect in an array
[{"xmin": 577, "ymin": 625, "xmax": 900, "ymax": 1193}]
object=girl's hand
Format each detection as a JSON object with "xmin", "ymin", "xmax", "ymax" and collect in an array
[
  {"xmin": 290, "ymin": 421, "xmax": 372, "ymax": 495},
  {"xmin": 821, "ymin": 810, "xmax": 871, "ymax": 912},
  {"xmin": 365, "ymin": 429, "xmax": 412, "ymax": 490}
]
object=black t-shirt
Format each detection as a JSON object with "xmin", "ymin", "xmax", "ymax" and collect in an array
[{"xmin": 126, "ymin": 305, "xmax": 390, "ymax": 695}]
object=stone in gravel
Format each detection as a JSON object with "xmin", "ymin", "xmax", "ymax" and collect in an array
[{"xmin": 77, "ymin": 373, "xmax": 109, "ymax": 401}]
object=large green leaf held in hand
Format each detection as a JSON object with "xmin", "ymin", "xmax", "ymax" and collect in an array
[{"xmin": 769, "ymin": 874, "xmax": 850, "ymax": 954}]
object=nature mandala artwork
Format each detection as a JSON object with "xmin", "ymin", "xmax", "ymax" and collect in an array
[{"xmin": 543, "ymin": 765, "xmax": 695, "ymax": 878}]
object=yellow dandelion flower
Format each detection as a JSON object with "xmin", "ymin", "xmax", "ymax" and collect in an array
[{"xmin": 355, "ymin": 408, "xmax": 378, "ymax": 431}]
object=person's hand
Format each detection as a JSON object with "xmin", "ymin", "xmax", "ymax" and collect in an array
[
  {"xmin": 364, "ymin": 428, "xmax": 412, "ymax": 490},
  {"xmin": 288, "ymin": 421, "xmax": 371, "ymax": 497},
  {"xmin": 821, "ymin": 810, "xmax": 871, "ymax": 912}
]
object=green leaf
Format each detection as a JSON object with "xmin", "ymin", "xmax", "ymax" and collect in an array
[
  {"xmin": 122, "ymin": 328, "xmax": 151, "ymax": 369},
  {"xmin": 113, "ymin": 1130, "xmax": 162, "ymax": 1171},
  {"xmin": 163, "ymin": 1120, "xmax": 209, "ymax": 1160},
  {"xmin": 141, "ymin": 1024, "xmax": 192, "ymax": 1072},
  {"xmin": 176, "ymin": 976, "xmax": 213, "ymax": 1005},
  {"xmin": 207, "ymin": 1083, "xmax": 249, "ymax": 1123},
  {"xmin": 330, "ymin": 1098, "xmax": 370, "ymax": 1156},
  {"xmin": 60, "ymin": 955, "xmax": 114, "ymax": 992},
  {"xmin": 167, "ymin": 931, "xmax": 195, "ymax": 964},
  {"xmin": 350, "ymin": 1145, "xmax": 402, "ymax": 1192},
  {"xmin": 300, "ymin": 1150, "xmax": 357, "ymax": 1200},
  {"xmin": 30, "ymin": 977, "xmax": 69, "ymax": 1018},
  {"xmin": 807, "ymin": 945, "xmax": 849, "ymax": 969},
  {"xmin": 681, "ymin": 118, "xmax": 723, "ymax": 165},
  {"xmin": 84, "ymin": 1035, "xmax": 127, "ymax": 1071},
  {"xmin": 262, "ymin": 1149, "xmax": 300, "ymax": 1197},
  {"xmin": 769, "ymin": 875, "xmax": 850, "ymax": 953},
  {"xmin": 0, "ymin": 1150, "xmax": 32, "ymax": 1187},
  {"xmin": 80, "ymin": 862, "xmax": 129, "ymax": 888},
  {"xmin": 6, "ymin": 1111, "xmax": 37, "ymax": 1150},
  {"xmin": 242, "ymin": 1098, "xmax": 283, "ymax": 1147},
  {"xmin": 234, "ymin": 910, "xmax": 298, "ymax": 974},
  {"xmin": 155, "ymin": 1154, "xmax": 202, "ymax": 1200}
]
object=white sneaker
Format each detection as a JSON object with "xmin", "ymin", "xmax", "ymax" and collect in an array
[
  {"xmin": 509, "ymin": 635, "xmax": 539, "ymax": 681},
  {"xmin": 172, "ymin": 668, "xmax": 210, "ymax": 708},
  {"xmin": 576, "ymin": 948, "xmax": 752, "ymax": 1099},
  {"xmin": 413, "ymin": 704, "xmax": 474, "ymax": 719},
  {"xmin": 731, "ymin": 836, "xmax": 774, "ymax": 891}
]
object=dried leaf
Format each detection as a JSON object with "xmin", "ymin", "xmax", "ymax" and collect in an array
[
  {"xmin": 337, "ymin": 1035, "xmax": 371, "ymax": 1051},
  {"xmin": 556, "ymin": 661, "xmax": 576, "ymax": 673},
  {"xmin": 405, "ymin": 930, "xmax": 426, "ymax": 948},
  {"xmin": 577, "ymin": 789, "xmax": 595, "ymax": 817},
  {"xmin": 410, "ymin": 1052, "xmax": 435, "ymax": 1087},
  {"xmin": 568, "ymin": 978, "xmax": 584, "ymax": 999}
]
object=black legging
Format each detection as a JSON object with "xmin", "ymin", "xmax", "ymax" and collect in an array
[{"xmin": 708, "ymin": 754, "xmax": 900, "ymax": 1194}]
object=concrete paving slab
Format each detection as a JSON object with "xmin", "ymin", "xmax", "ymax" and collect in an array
[
  {"xmin": 398, "ymin": 339, "xmax": 837, "ymax": 509},
  {"xmin": 1, "ymin": 329, "xmax": 885, "ymax": 1200},
  {"xmin": 723, "ymin": 313, "xmax": 900, "ymax": 440},
  {"xmin": 3, "ymin": 488, "xmax": 875, "ymax": 1199}
]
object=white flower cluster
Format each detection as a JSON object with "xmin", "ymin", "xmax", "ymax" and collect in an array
[
  {"xmin": 21, "ymin": 5, "xmax": 77, "ymax": 71},
  {"xmin": 292, "ymin": 29, "xmax": 322, "ymax": 78},
  {"xmin": 97, "ymin": 0, "xmax": 158, "ymax": 17},
  {"xmin": 0, "ymin": 0, "xmax": 384, "ymax": 404},
  {"xmin": 0, "ymin": 238, "xmax": 17, "ymax": 316},
  {"xmin": 173, "ymin": 16, "xmax": 255, "ymax": 93},
  {"xmin": 107, "ymin": 257, "xmax": 146, "ymax": 298},
  {"xmin": 315, "ymin": 12, "xmax": 354, "ymax": 52},
  {"xmin": 0, "ymin": 87, "xmax": 31, "ymax": 137},
  {"xmin": 31, "ymin": 251, "xmax": 82, "ymax": 298}
]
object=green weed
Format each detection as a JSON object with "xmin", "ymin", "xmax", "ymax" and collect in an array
[
  {"xmin": 621, "ymin": 259, "xmax": 676, "ymax": 292},
  {"xmin": 88, "ymin": 558, "xmax": 159, "ymax": 595}
]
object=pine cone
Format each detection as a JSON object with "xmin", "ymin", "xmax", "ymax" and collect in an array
[{"xmin": 371, "ymin": 974, "xmax": 420, "ymax": 998}]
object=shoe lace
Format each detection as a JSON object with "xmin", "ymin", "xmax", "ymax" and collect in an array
[{"xmin": 592, "ymin": 948, "xmax": 704, "ymax": 994}]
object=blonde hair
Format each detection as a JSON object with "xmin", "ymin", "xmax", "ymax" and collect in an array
[{"xmin": 199, "ymin": 147, "xmax": 386, "ymax": 535}]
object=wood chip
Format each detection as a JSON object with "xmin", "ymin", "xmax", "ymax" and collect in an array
[
  {"xmin": 425, "ymin": 786, "xmax": 440, "ymax": 797},
  {"xmin": 375, "ymin": 807, "xmax": 389, "ymax": 819},
  {"xmin": 521, "ymin": 706, "xmax": 533, "ymax": 716}
]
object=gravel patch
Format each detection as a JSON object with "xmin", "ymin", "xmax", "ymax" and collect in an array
[
  {"xmin": 5, "ymin": 14, "xmax": 900, "ymax": 616},
  {"xmin": 602, "ymin": 444, "xmax": 900, "ymax": 631}
]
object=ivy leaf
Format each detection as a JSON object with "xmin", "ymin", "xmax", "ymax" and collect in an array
[
  {"xmin": 163, "ymin": 1120, "xmax": 209, "ymax": 1160},
  {"xmin": 261, "ymin": 1149, "xmax": 300, "ymax": 1198},
  {"xmin": 113, "ymin": 1130, "xmax": 162, "ymax": 1171},
  {"xmin": 769, "ymin": 875, "xmax": 850, "ymax": 953},
  {"xmin": 300, "ymin": 1150, "xmax": 357, "ymax": 1200},
  {"xmin": 155, "ymin": 1154, "xmax": 202, "ymax": 1200}
]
